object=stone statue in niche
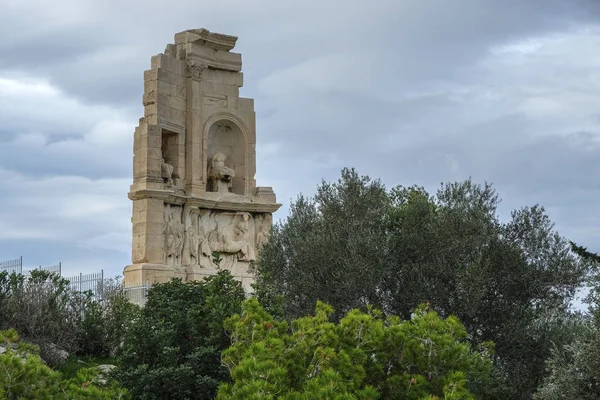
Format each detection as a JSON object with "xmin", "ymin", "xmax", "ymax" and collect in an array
[
  {"xmin": 161, "ymin": 158, "xmax": 174, "ymax": 188},
  {"xmin": 208, "ymin": 152, "xmax": 235, "ymax": 193},
  {"xmin": 164, "ymin": 205, "xmax": 184, "ymax": 265}
]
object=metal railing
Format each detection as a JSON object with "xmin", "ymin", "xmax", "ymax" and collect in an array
[
  {"xmin": 1, "ymin": 257, "xmax": 152, "ymax": 306},
  {"xmin": 24, "ymin": 263, "xmax": 62, "ymax": 277},
  {"xmin": 0, "ymin": 256, "xmax": 23, "ymax": 275},
  {"xmin": 65, "ymin": 270, "xmax": 105, "ymax": 301},
  {"xmin": 1, "ymin": 257, "xmax": 63, "ymax": 277}
]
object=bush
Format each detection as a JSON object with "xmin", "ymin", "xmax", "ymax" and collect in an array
[
  {"xmin": 0, "ymin": 270, "xmax": 79, "ymax": 366},
  {"xmin": 0, "ymin": 270, "xmax": 140, "ymax": 366},
  {"xmin": 114, "ymin": 270, "xmax": 245, "ymax": 400},
  {"xmin": 72, "ymin": 282, "xmax": 141, "ymax": 358},
  {"xmin": 218, "ymin": 298, "xmax": 493, "ymax": 399},
  {"xmin": 0, "ymin": 328, "xmax": 129, "ymax": 399}
]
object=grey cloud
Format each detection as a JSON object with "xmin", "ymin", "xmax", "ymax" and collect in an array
[
  {"xmin": 2, "ymin": 0, "xmax": 600, "ymax": 273},
  {"xmin": 2, "ymin": 0, "xmax": 597, "ymax": 106},
  {"xmin": 0, "ymin": 30, "xmax": 109, "ymax": 70}
]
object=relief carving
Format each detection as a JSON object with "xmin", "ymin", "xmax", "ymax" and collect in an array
[
  {"xmin": 182, "ymin": 206, "xmax": 213, "ymax": 268},
  {"xmin": 208, "ymin": 212, "xmax": 255, "ymax": 262},
  {"xmin": 254, "ymin": 214, "xmax": 272, "ymax": 249},
  {"xmin": 183, "ymin": 206, "xmax": 199, "ymax": 266},
  {"xmin": 179, "ymin": 210, "xmax": 258, "ymax": 270},
  {"xmin": 164, "ymin": 204, "xmax": 184, "ymax": 265}
]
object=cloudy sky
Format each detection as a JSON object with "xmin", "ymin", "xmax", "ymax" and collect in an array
[{"xmin": 1, "ymin": 0, "xmax": 600, "ymax": 277}]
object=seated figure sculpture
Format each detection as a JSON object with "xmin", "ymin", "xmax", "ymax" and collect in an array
[
  {"xmin": 161, "ymin": 158, "xmax": 174, "ymax": 188},
  {"xmin": 208, "ymin": 152, "xmax": 235, "ymax": 193}
]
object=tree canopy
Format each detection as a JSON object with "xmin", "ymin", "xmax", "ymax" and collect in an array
[
  {"xmin": 255, "ymin": 168, "xmax": 591, "ymax": 399},
  {"xmin": 218, "ymin": 298, "xmax": 493, "ymax": 399}
]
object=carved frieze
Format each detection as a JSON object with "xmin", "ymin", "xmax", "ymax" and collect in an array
[
  {"xmin": 254, "ymin": 213, "xmax": 272, "ymax": 250},
  {"xmin": 164, "ymin": 204, "xmax": 184, "ymax": 266},
  {"xmin": 165, "ymin": 204, "xmax": 266, "ymax": 273}
]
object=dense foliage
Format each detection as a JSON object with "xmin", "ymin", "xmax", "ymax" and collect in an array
[
  {"xmin": 534, "ymin": 325, "xmax": 600, "ymax": 400},
  {"xmin": 0, "ymin": 329, "xmax": 129, "ymax": 399},
  {"xmin": 255, "ymin": 168, "xmax": 591, "ymax": 399},
  {"xmin": 1, "ymin": 169, "xmax": 598, "ymax": 399},
  {"xmin": 113, "ymin": 270, "xmax": 246, "ymax": 400},
  {"xmin": 533, "ymin": 245, "xmax": 600, "ymax": 399},
  {"xmin": 0, "ymin": 269, "xmax": 138, "ymax": 367},
  {"xmin": 218, "ymin": 298, "xmax": 493, "ymax": 399}
]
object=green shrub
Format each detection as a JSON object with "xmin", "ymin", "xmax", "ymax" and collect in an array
[
  {"xmin": 114, "ymin": 269, "xmax": 245, "ymax": 400},
  {"xmin": 218, "ymin": 299, "xmax": 493, "ymax": 399},
  {"xmin": 0, "ymin": 328, "xmax": 129, "ymax": 399}
]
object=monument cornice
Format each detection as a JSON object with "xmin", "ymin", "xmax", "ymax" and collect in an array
[
  {"xmin": 175, "ymin": 28, "xmax": 238, "ymax": 51},
  {"xmin": 129, "ymin": 189, "xmax": 282, "ymax": 213},
  {"xmin": 186, "ymin": 50, "xmax": 242, "ymax": 72}
]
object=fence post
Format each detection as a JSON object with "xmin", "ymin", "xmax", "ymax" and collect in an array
[
  {"xmin": 19, "ymin": 256, "xmax": 23, "ymax": 275},
  {"xmin": 59, "ymin": 262, "xmax": 62, "ymax": 276},
  {"xmin": 79, "ymin": 272, "xmax": 82, "ymax": 292}
]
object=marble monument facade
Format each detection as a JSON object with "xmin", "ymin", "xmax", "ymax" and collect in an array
[{"xmin": 124, "ymin": 29, "xmax": 281, "ymax": 291}]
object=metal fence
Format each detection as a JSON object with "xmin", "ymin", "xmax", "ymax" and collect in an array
[
  {"xmin": 0, "ymin": 256, "xmax": 23, "ymax": 275},
  {"xmin": 24, "ymin": 263, "xmax": 62, "ymax": 277},
  {"xmin": 0, "ymin": 257, "xmax": 152, "ymax": 305},
  {"xmin": 1, "ymin": 257, "xmax": 63, "ymax": 277},
  {"xmin": 66, "ymin": 270, "xmax": 105, "ymax": 301}
]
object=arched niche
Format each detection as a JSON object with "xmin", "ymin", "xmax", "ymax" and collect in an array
[{"xmin": 205, "ymin": 118, "xmax": 248, "ymax": 195}]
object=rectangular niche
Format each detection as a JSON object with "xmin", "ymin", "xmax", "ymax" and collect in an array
[{"xmin": 161, "ymin": 129, "xmax": 183, "ymax": 186}]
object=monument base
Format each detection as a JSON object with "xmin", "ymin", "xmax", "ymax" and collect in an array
[
  {"xmin": 124, "ymin": 262, "xmax": 255, "ymax": 293},
  {"xmin": 123, "ymin": 263, "xmax": 186, "ymax": 285},
  {"xmin": 184, "ymin": 264, "xmax": 255, "ymax": 293}
]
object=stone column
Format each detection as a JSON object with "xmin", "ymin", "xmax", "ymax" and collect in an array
[{"xmin": 185, "ymin": 65, "xmax": 206, "ymax": 198}]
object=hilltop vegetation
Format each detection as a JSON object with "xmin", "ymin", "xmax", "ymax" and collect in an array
[{"xmin": 1, "ymin": 168, "xmax": 599, "ymax": 399}]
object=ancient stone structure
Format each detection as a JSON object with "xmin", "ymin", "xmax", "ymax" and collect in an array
[{"xmin": 124, "ymin": 29, "xmax": 281, "ymax": 291}]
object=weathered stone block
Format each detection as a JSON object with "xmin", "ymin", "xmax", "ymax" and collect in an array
[
  {"xmin": 202, "ymin": 69, "xmax": 243, "ymax": 87},
  {"xmin": 237, "ymin": 98, "xmax": 254, "ymax": 111},
  {"xmin": 145, "ymin": 68, "xmax": 187, "ymax": 87},
  {"xmin": 151, "ymin": 54, "xmax": 185, "ymax": 76},
  {"xmin": 158, "ymin": 93, "xmax": 186, "ymax": 111}
]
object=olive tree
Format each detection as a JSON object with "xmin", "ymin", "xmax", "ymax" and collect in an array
[{"xmin": 255, "ymin": 168, "xmax": 591, "ymax": 399}]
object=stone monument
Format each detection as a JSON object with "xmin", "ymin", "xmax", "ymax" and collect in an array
[{"xmin": 124, "ymin": 29, "xmax": 281, "ymax": 291}]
